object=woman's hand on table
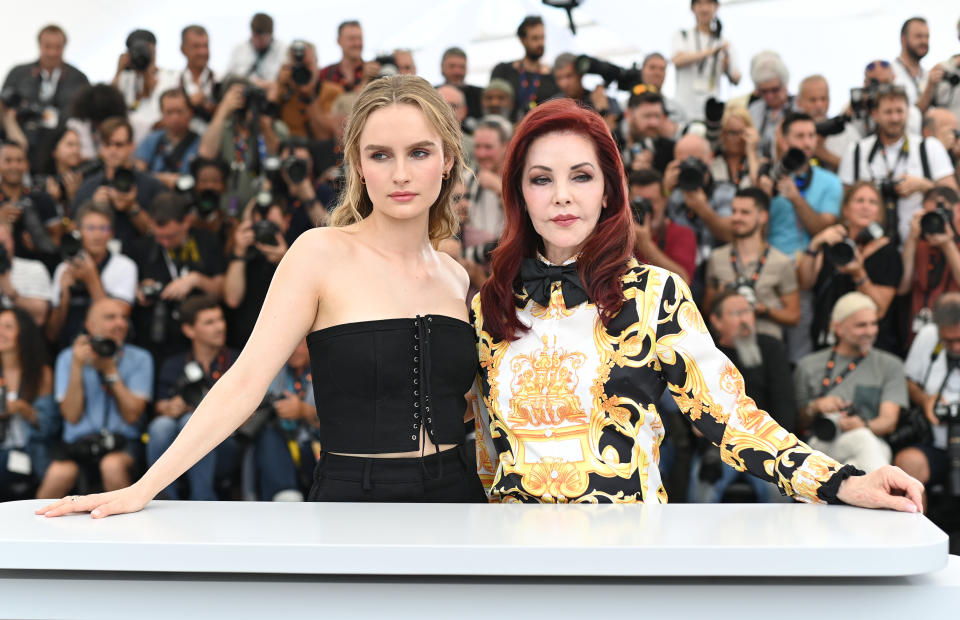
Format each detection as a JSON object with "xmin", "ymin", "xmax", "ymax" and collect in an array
[
  {"xmin": 835, "ymin": 465, "xmax": 924, "ymax": 513},
  {"xmin": 35, "ymin": 484, "xmax": 153, "ymax": 519}
]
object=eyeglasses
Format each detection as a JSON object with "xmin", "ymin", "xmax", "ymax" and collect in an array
[
  {"xmin": 81, "ymin": 224, "xmax": 112, "ymax": 233},
  {"xmin": 756, "ymin": 84, "xmax": 784, "ymax": 96},
  {"xmin": 865, "ymin": 60, "xmax": 891, "ymax": 72}
]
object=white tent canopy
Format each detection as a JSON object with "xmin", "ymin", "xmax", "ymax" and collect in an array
[{"xmin": 1, "ymin": 0, "xmax": 957, "ymax": 116}]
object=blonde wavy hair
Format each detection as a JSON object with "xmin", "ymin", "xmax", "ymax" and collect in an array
[{"xmin": 330, "ymin": 75, "xmax": 465, "ymax": 244}]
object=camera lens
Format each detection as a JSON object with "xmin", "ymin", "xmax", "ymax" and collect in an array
[
  {"xmin": 111, "ymin": 167, "xmax": 136, "ymax": 193},
  {"xmin": 826, "ymin": 240, "xmax": 856, "ymax": 266},
  {"xmin": 921, "ymin": 211, "xmax": 947, "ymax": 236}
]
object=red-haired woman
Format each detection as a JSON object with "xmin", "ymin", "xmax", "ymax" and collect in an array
[{"xmin": 472, "ymin": 98, "xmax": 922, "ymax": 510}]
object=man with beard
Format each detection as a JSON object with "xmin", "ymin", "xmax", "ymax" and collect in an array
[
  {"xmin": 481, "ymin": 80, "xmax": 515, "ymax": 121},
  {"xmin": 490, "ymin": 15, "xmax": 557, "ymax": 121},
  {"xmin": 689, "ymin": 289, "xmax": 795, "ymax": 502},
  {"xmin": 893, "ymin": 17, "xmax": 930, "ymax": 109},
  {"xmin": 622, "ymin": 88, "xmax": 674, "ymax": 174},
  {"xmin": 838, "ymin": 86, "xmax": 957, "ymax": 245},
  {"xmin": 703, "ymin": 188, "xmax": 800, "ymax": 341},
  {"xmin": 793, "ymin": 292, "xmax": 907, "ymax": 472},
  {"xmin": 225, "ymin": 13, "xmax": 287, "ymax": 87},
  {"xmin": 640, "ymin": 53, "xmax": 685, "ymax": 132}
]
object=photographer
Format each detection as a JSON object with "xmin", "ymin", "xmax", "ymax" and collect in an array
[
  {"xmin": 925, "ymin": 18, "xmax": 960, "ymax": 118},
  {"xmin": 0, "ymin": 140, "xmax": 59, "ymax": 268},
  {"xmin": 46, "ymin": 202, "xmax": 136, "ymax": 350},
  {"xmin": 799, "ymin": 182, "xmax": 902, "ymax": 353},
  {"xmin": 551, "ymin": 53, "xmax": 620, "ymax": 132},
  {"xmin": 664, "ymin": 133, "xmax": 734, "ymax": 294},
  {"xmin": 796, "ymin": 75, "xmax": 859, "ymax": 172},
  {"xmin": 438, "ymin": 178, "xmax": 489, "ymax": 298},
  {"xmin": 671, "ymin": 0, "xmax": 741, "ymax": 122},
  {"xmin": 689, "ymin": 290, "xmax": 795, "ymax": 503},
  {"xmin": 794, "ymin": 292, "xmax": 906, "ymax": 472},
  {"xmin": 37, "ymin": 298, "xmax": 152, "ymax": 498},
  {"xmin": 922, "ymin": 108, "xmax": 960, "ymax": 178},
  {"xmin": 439, "ymin": 47, "xmax": 484, "ymax": 124},
  {"xmin": 490, "ymin": 15, "xmax": 558, "ymax": 121},
  {"xmin": 127, "ymin": 192, "xmax": 224, "ymax": 359},
  {"xmin": 196, "ymin": 78, "xmax": 286, "ymax": 213},
  {"xmin": 177, "ymin": 25, "xmax": 216, "ymax": 132},
  {"xmin": 318, "ymin": 21, "xmax": 376, "ymax": 93},
  {"xmin": 703, "ymin": 188, "xmax": 800, "ymax": 341},
  {"xmin": 896, "ymin": 292, "xmax": 960, "ymax": 504},
  {"xmin": 0, "ymin": 222, "xmax": 51, "ymax": 328},
  {"xmin": 182, "ymin": 157, "xmax": 230, "ymax": 243},
  {"xmin": 893, "ymin": 18, "xmax": 930, "ymax": 109},
  {"xmin": 225, "ymin": 13, "xmax": 287, "ymax": 87},
  {"xmin": 762, "ymin": 112, "xmax": 842, "ymax": 257},
  {"xmin": 275, "ymin": 41, "xmax": 341, "ymax": 143},
  {"xmin": 72, "ymin": 117, "xmax": 165, "ymax": 249},
  {"xmin": 1, "ymin": 24, "xmax": 89, "ymax": 174},
  {"xmin": 111, "ymin": 29, "xmax": 178, "ymax": 146},
  {"xmin": 271, "ymin": 138, "xmax": 328, "ymax": 243},
  {"xmin": 0, "ymin": 307, "xmax": 56, "ymax": 501},
  {"xmin": 628, "ymin": 169, "xmax": 695, "ymax": 284},
  {"xmin": 709, "ymin": 107, "xmax": 759, "ymax": 189},
  {"xmin": 39, "ymin": 127, "xmax": 87, "ymax": 211},
  {"xmin": 252, "ymin": 338, "xmax": 319, "ymax": 501},
  {"xmin": 898, "ymin": 188, "xmax": 960, "ymax": 341},
  {"xmin": 640, "ymin": 53, "xmax": 686, "ymax": 132},
  {"xmin": 747, "ymin": 53, "xmax": 794, "ymax": 160},
  {"xmin": 622, "ymin": 87, "xmax": 674, "ymax": 174},
  {"xmin": 223, "ymin": 196, "xmax": 289, "ymax": 349},
  {"xmin": 465, "ymin": 116, "xmax": 511, "ymax": 242},
  {"xmin": 839, "ymin": 84, "xmax": 957, "ymax": 245},
  {"xmin": 133, "ymin": 89, "xmax": 200, "ymax": 188},
  {"xmin": 148, "ymin": 296, "xmax": 239, "ymax": 500}
]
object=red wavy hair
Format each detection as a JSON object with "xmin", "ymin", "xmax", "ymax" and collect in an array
[{"xmin": 479, "ymin": 98, "xmax": 634, "ymax": 342}]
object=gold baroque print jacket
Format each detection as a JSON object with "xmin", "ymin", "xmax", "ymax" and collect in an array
[{"xmin": 471, "ymin": 258, "xmax": 857, "ymax": 504}]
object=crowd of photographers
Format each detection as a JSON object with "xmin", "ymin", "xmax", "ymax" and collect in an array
[{"xmin": 2, "ymin": 4, "xmax": 960, "ymax": 523}]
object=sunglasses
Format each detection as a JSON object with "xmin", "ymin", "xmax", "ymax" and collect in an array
[
  {"xmin": 865, "ymin": 60, "xmax": 891, "ymax": 71},
  {"xmin": 631, "ymin": 83, "xmax": 659, "ymax": 96}
]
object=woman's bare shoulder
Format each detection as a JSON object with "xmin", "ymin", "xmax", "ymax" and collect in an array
[{"xmin": 436, "ymin": 248, "xmax": 469, "ymax": 295}]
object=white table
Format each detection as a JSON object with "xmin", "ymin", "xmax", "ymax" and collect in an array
[{"xmin": 1, "ymin": 500, "xmax": 957, "ymax": 619}]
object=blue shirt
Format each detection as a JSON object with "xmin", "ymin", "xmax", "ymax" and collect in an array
[
  {"xmin": 134, "ymin": 129, "xmax": 199, "ymax": 175},
  {"xmin": 768, "ymin": 166, "xmax": 842, "ymax": 258},
  {"xmin": 54, "ymin": 344, "xmax": 154, "ymax": 443}
]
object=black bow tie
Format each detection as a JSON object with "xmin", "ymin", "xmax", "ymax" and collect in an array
[{"xmin": 520, "ymin": 258, "xmax": 588, "ymax": 308}]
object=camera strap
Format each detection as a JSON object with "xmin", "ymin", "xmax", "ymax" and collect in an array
[
  {"xmin": 818, "ymin": 348, "xmax": 866, "ymax": 398},
  {"xmin": 730, "ymin": 244, "xmax": 769, "ymax": 289},
  {"xmin": 186, "ymin": 347, "xmax": 232, "ymax": 382},
  {"xmin": 153, "ymin": 131, "xmax": 199, "ymax": 173}
]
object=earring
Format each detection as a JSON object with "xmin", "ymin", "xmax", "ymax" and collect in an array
[
  {"xmin": 442, "ymin": 171, "xmax": 450, "ymax": 180},
  {"xmin": 359, "ymin": 176, "xmax": 366, "ymax": 185}
]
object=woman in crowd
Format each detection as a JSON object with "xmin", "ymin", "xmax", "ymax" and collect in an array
[
  {"xmin": 709, "ymin": 106, "xmax": 760, "ymax": 189},
  {"xmin": 798, "ymin": 181, "xmax": 903, "ymax": 353},
  {"xmin": 0, "ymin": 308, "xmax": 56, "ymax": 501},
  {"xmin": 38, "ymin": 75, "xmax": 487, "ymax": 518},
  {"xmin": 472, "ymin": 98, "xmax": 920, "ymax": 509},
  {"xmin": 41, "ymin": 127, "xmax": 87, "ymax": 212}
]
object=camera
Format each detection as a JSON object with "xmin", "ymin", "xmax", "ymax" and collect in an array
[
  {"xmin": 735, "ymin": 282, "xmax": 758, "ymax": 307},
  {"xmin": 127, "ymin": 39, "xmax": 152, "ymax": 72},
  {"xmin": 825, "ymin": 222, "xmax": 884, "ymax": 266},
  {"xmin": 809, "ymin": 405, "xmax": 863, "ymax": 442},
  {"xmin": 574, "ymin": 55, "xmax": 643, "ymax": 92},
  {"xmin": 762, "ymin": 147, "xmax": 808, "ymax": 183},
  {"xmin": 253, "ymin": 219, "xmax": 281, "ymax": 246},
  {"xmin": 630, "ymin": 197, "xmax": 653, "ymax": 224},
  {"xmin": 289, "ymin": 41, "xmax": 312, "ymax": 86},
  {"xmin": 60, "ymin": 230, "xmax": 83, "ymax": 261},
  {"xmin": 282, "ymin": 156, "xmax": 309, "ymax": 186},
  {"xmin": 178, "ymin": 360, "xmax": 210, "ymax": 408},
  {"xmin": 89, "ymin": 336, "xmax": 118, "ymax": 358},
  {"xmin": 140, "ymin": 281, "xmax": 164, "ymax": 302},
  {"xmin": 944, "ymin": 71, "xmax": 960, "ymax": 88},
  {"xmin": 816, "ymin": 114, "xmax": 850, "ymax": 137},
  {"xmin": 236, "ymin": 393, "xmax": 280, "ymax": 440},
  {"xmin": 176, "ymin": 176, "xmax": 221, "ymax": 219},
  {"xmin": 677, "ymin": 157, "xmax": 709, "ymax": 192},
  {"xmin": 111, "ymin": 167, "xmax": 136, "ymax": 193},
  {"xmin": 920, "ymin": 200, "xmax": 954, "ymax": 237},
  {"xmin": 0, "ymin": 87, "xmax": 44, "ymax": 124},
  {"xmin": 69, "ymin": 429, "xmax": 126, "ymax": 461},
  {"xmin": 850, "ymin": 81, "xmax": 880, "ymax": 119},
  {"xmin": 934, "ymin": 398, "xmax": 960, "ymax": 496},
  {"xmin": 373, "ymin": 54, "xmax": 398, "ymax": 78},
  {"xmin": 241, "ymin": 85, "xmax": 273, "ymax": 116},
  {"xmin": 704, "ymin": 97, "xmax": 726, "ymax": 145},
  {"xmin": 466, "ymin": 239, "xmax": 499, "ymax": 264}
]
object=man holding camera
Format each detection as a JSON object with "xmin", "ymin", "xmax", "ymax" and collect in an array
[
  {"xmin": 226, "ymin": 13, "xmax": 287, "ymax": 88},
  {"xmin": 796, "ymin": 75, "xmax": 859, "ymax": 173},
  {"xmin": 704, "ymin": 188, "xmax": 800, "ymax": 341},
  {"xmin": 893, "ymin": 18, "xmax": 931, "ymax": 110},
  {"xmin": 147, "ymin": 295, "xmax": 239, "ymax": 500},
  {"xmin": 898, "ymin": 188, "xmax": 960, "ymax": 342},
  {"xmin": 0, "ymin": 140, "xmax": 59, "ymax": 268},
  {"xmin": 466, "ymin": 117, "xmax": 511, "ymax": 243},
  {"xmin": 46, "ymin": 202, "xmax": 137, "ymax": 351},
  {"xmin": 551, "ymin": 53, "xmax": 620, "ymax": 132},
  {"xmin": 37, "ymin": 298, "xmax": 153, "ymax": 498},
  {"xmin": 73, "ymin": 117, "xmax": 165, "ymax": 250},
  {"xmin": 111, "ymin": 29, "xmax": 178, "ymax": 147},
  {"xmin": 224, "ymin": 196, "xmax": 288, "ymax": 349},
  {"xmin": 748, "ymin": 54, "xmax": 794, "ymax": 160},
  {"xmin": 628, "ymin": 169, "xmax": 695, "ymax": 284},
  {"xmin": 133, "ymin": 89, "xmax": 200, "ymax": 189},
  {"xmin": 838, "ymin": 86, "xmax": 957, "ymax": 246},
  {"xmin": 924, "ymin": 18, "xmax": 960, "ymax": 119},
  {"xmin": 922, "ymin": 108, "xmax": 960, "ymax": 175},
  {"xmin": 318, "ymin": 21, "xmax": 376, "ymax": 94},
  {"xmin": 276, "ymin": 41, "xmax": 341, "ymax": 144},
  {"xmin": 491, "ymin": 15, "xmax": 558, "ymax": 121},
  {"xmin": 896, "ymin": 292, "xmax": 960, "ymax": 504},
  {"xmin": 622, "ymin": 88, "xmax": 675, "ymax": 174},
  {"xmin": 0, "ymin": 221, "xmax": 51, "ymax": 328},
  {"xmin": 177, "ymin": 25, "xmax": 216, "ymax": 133},
  {"xmin": 272, "ymin": 138, "xmax": 328, "ymax": 243},
  {"xmin": 793, "ymin": 292, "xmax": 906, "ymax": 472},
  {"xmin": 127, "ymin": 193, "xmax": 225, "ymax": 360},
  {"xmin": 640, "ymin": 53, "xmax": 685, "ymax": 132},
  {"xmin": 1, "ymin": 24, "xmax": 89, "ymax": 174}
]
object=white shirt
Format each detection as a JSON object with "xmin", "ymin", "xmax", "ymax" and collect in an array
[
  {"xmin": 49, "ymin": 252, "xmax": 138, "ymax": 308},
  {"xmin": 837, "ymin": 133, "xmax": 954, "ymax": 244},
  {"xmin": 225, "ymin": 39, "xmax": 288, "ymax": 82},
  {"xmin": 671, "ymin": 28, "xmax": 740, "ymax": 122},
  {"xmin": 929, "ymin": 55, "xmax": 960, "ymax": 120},
  {"xmin": 905, "ymin": 323, "xmax": 958, "ymax": 450},
  {"xmin": 116, "ymin": 68, "xmax": 180, "ymax": 147},
  {"xmin": 7, "ymin": 256, "xmax": 52, "ymax": 302},
  {"xmin": 178, "ymin": 66, "xmax": 215, "ymax": 133},
  {"xmin": 892, "ymin": 57, "xmax": 927, "ymax": 107}
]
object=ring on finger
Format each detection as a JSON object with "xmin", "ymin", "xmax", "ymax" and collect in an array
[{"xmin": 69, "ymin": 495, "xmax": 80, "ymax": 503}]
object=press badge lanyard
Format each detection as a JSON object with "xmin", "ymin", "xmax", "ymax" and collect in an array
[
  {"xmin": 818, "ymin": 349, "xmax": 866, "ymax": 398},
  {"xmin": 161, "ymin": 248, "xmax": 189, "ymax": 281},
  {"xmin": 730, "ymin": 244, "xmax": 770, "ymax": 289}
]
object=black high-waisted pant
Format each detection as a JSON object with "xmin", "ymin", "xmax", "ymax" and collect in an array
[{"xmin": 307, "ymin": 444, "xmax": 488, "ymax": 503}]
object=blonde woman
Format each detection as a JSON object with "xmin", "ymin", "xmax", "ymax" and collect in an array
[
  {"xmin": 39, "ymin": 75, "xmax": 487, "ymax": 517},
  {"xmin": 709, "ymin": 106, "xmax": 760, "ymax": 189}
]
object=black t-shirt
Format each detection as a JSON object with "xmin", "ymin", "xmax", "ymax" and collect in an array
[
  {"xmin": 0, "ymin": 187, "xmax": 59, "ymax": 269},
  {"xmin": 225, "ymin": 250, "xmax": 276, "ymax": 350},
  {"xmin": 717, "ymin": 334, "xmax": 796, "ymax": 433},
  {"xmin": 126, "ymin": 227, "xmax": 226, "ymax": 360},
  {"xmin": 811, "ymin": 240, "xmax": 904, "ymax": 354},
  {"xmin": 156, "ymin": 347, "xmax": 239, "ymax": 403}
]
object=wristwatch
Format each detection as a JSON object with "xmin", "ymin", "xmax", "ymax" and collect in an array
[
  {"xmin": 128, "ymin": 204, "xmax": 141, "ymax": 217},
  {"xmin": 103, "ymin": 373, "xmax": 121, "ymax": 386}
]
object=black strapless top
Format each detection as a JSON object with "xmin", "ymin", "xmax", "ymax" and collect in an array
[{"xmin": 306, "ymin": 315, "xmax": 478, "ymax": 453}]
